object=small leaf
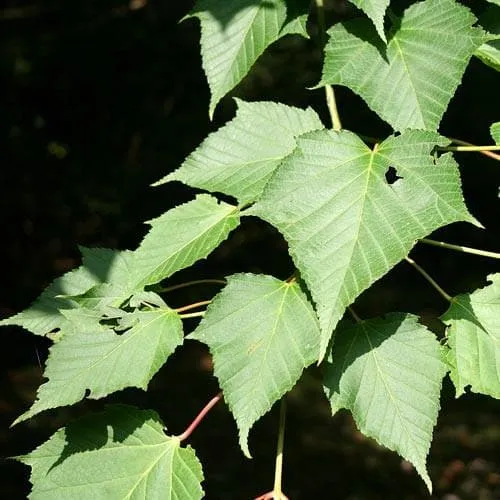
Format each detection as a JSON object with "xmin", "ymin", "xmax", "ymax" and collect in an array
[
  {"xmin": 491, "ymin": 122, "xmax": 500, "ymax": 145},
  {"xmin": 15, "ymin": 306, "xmax": 183, "ymax": 424},
  {"xmin": 154, "ymin": 100, "xmax": 323, "ymax": 204},
  {"xmin": 188, "ymin": 0, "xmax": 308, "ymax": 117},
  {"xmin": 475, "ymin": 5, "xmax": 500, "ymax": 72},
  {"xmin": 130, "ymin": 194, "xmax": 239, "ymax": 289},
  {"xmin": 189, "ymin": 273, "xmax": 320, "ymax": 457},
  {"xmin": 441, "ymin": 273, "xmax": 500, "ymax": 398},
  {"xmin": 318, "ymin": 0, "xmax": 486, "ymax": 131},
  {"xmin": 19, "ymin": 405, "xmax": 204, "ymax": 500},
  {"xmin": 323, "ymin": 313, "xmax": 447, "ymax": 492},
  {"xmin": 0, "ymin": 248, "xmax": 133, "ymax": 337},
  {"xmin": 349, "ymin": 0, "xmax": 390, "ymax": 42},
  {"xmin": 250, "ymin": 129, "xmax": 478, "ymax": 359}
]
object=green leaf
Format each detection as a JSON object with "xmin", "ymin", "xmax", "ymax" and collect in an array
[
  {"xmin": 486, "ymin": 0, "xmax": 500, "ymax": 6},
  {"xmin": 189, "ymin": 273, "xmax": 320, "ymax": 457},
  {"xmin": 349, "ymin": 0, "xmax": 390, "ymax": 42},
  {"xmin": 15, "ymin": 305, "xmax": 183, "ymax": 424},
  {"xmin": 323, "ymin": 313, "xmax": 447, "ymax": 492},
  {"xmin": 187, "ymin": 0, "xmax": 308, "ymax": 117},
  {"xmin": 475, "ymin": 6, "xmax": 500, "ymax": 72},
  {"xmin": 250, "ymin": 129, "xmax": 478, "ymax": 359},
  {"xmin": 441, "ymin": 274, "xmax": 500, "ymax": 398},
  {"xmin": 492, "ymin": 122, "xmax": 500, "ymax": 145},
  {"xmin": 0, "ymin": 248, "xmax": 134, "ymax": 338},
  {"xmin": 20, "ymin": 405, "xmax": 204, "ymax": 500},
  {"xmin": 318, "ymin": 0, "xmax": 486, "ymax": 131},
  {"xmin": 154, "ymin": 100, "xmax": 323, "ymax": 204},
  {"xmin": 131, "ymin": 194, "xmax": 239, "ymax": 289}
]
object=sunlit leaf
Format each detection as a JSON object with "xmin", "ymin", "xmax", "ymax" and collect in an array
[
  {"xmin": 188, "ymin": 0, "xmax": 309, "ymax": 117},
  {"xmin": 349, "ymin": 0, "xmax": 390, "ymax": 42},
  {"xmin": 318, "ymin": 0, "xmax": 486, "ymax": 131},
  {"xmin": 14, "ymin": 305, "xmax": 183, "ymax": 424},
  {"xmin": 441, "ymin": 273, "xmax": 500, "ymax": 398},
  {"xmin": 130, "ymin": 194, "xmax": 239, "ymax": 289},
  {"xmin": 250, "ymin": 129, "xmax": 478, "ymax": 358},
  {"xmin": 0, "ymin": 248, "xmax": 134, "ymax": 338},
  {"xmin": 475, "ymin": 5, "xmax": 500, "ymax": 72},
  {"xmin": 20, "ymin": 405, "xmax": 204, "ymax": 499},
  {"xmin": 492, "ymin": 122, "xmax": 500, "ymax": 145},
  {"xmin": 154, "ymin": 100, "xmax": 323, "ymax": 204},
  {"xmin": 189, "ymin": 273, "xmax": 320, "ymax": 456},
  {"xmin": 324, "ymin": 313, "xmax": 447, "ymax": 491}
]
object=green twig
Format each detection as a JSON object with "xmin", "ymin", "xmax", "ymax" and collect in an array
[
  {"xmin": 420, "ymin": 238, "xmax": 500, "ymax": 260},
  {"xmin": 440, "ymin": 145, "xmax": 500, "ymax": 152},
  {"xmin": 445, "ymin": 137, "xmax": 500, "ymax": 161},
  {"xmin": 273, "ymin": 398, "xmax": 287, "ymax": 497},
  {"xmin": 254, "ymin": 398, "xmax": 289, "ymax": 500},
  {"xmin": 405, "ymin": 257, "xmax": 452, "ymax": 302},
  {"xmin": 315, "ymin": 0, "xmax": 342, "ymax": 131}
]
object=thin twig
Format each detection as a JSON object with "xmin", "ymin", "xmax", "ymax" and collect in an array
[
  {"xmin": 420, "ymin": 238, "xmax": 500, "ymax": 260},
  {"xmin": 405, "ymin": 257, "xmax": 452, "ymax": 302},
  {"xmin": 176, "ymin": 392, "xmax": 222, "ymax": 442}
]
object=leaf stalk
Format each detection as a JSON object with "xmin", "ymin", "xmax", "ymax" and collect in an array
[
  {"xmin": 405, "ymin": 257, "xmax": 452, "ymax": 302},
  {"xmin": 157, "ymin": 279, "xmax": 226, "ymax": 293},
  {"xmin": 315, "ymin": 0, "xmax": 342, "ymax": 130},
  {"xmin": 175, "ymin": 300, "xmax": 212, "ymax": 314},
  {"xmin": 254, "ymin": 397, "xmax": 289, "ymax": 500},
  {"xmin": 177, "ymin": 392, "xmax": 222, "ymax": 442},
  {"xmin": 420, "ymin": 238, "xmax": 500, "ymax": 260},
  {"xmin": 445, "ymin": 137, "xmax": 500, "ymax": 161}
]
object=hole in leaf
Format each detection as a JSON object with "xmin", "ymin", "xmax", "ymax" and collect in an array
[{"xmin": 385, "ymin": 166, "xmax": 403, "ymax": 185}]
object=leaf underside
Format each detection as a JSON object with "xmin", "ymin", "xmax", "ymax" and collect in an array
[
  {"xmin": 20, "ymin": 405, "xmax": 204, "ymax": 500},
  {"xmin": 441, "ymin": 273, "xmax": 500, "ymax": 398},
  {"xmin": 323, "ymin": 313, "xmax": 447, "ymax": 491},
  {"xmin": 250, "ymin": 129, "xmax": 478, "ymax": 358},
  {"xmin": 189, "ymin": 273, "xmax": 321, "ymax": 456}
]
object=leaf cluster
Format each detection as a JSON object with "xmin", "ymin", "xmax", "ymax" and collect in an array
[{"xmin": 2, "ymin": 0, "xmax": 499, "ymax": 498}]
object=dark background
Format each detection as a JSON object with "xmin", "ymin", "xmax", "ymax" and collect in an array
[{"xmin": 1, "ymin": 1, "xmax": 499, "ymax": 498}]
